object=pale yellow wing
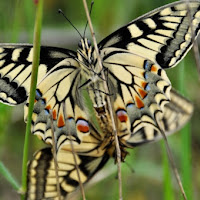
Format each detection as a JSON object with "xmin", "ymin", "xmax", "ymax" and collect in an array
[{"xmin": 99, "ymin": 1, "xmax": 200, "ymax": 69}]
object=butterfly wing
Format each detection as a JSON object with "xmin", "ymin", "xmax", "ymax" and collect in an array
[
  {"xmin": 126, "ymin": 88, "xmax": 193, "ymax": 146},
  {"xmin": 0, "ymin": 44, "xmax": 76, "ymax": 105},
  {"xmin": 158, "ymin": 88, "xmax": 193, "ymax": 136},
  {"xmin": 96, "ymin": 1, "xmax": 199, "ymax": 146},
  {"xmin": 26, "ymin": 125, "xmax": 109, "ymax": 200},
  {"xmin": 0, "ymin": 44, "xmax": 90, "ymax": 150},
  {"xmin": 100, "ymin": 48, "xmax": 171, "ymax": 145},
  {"xmin": 98, "ymin": 1, "xmax": 200, "ymax": 69},
  {"xmin": 24, "ymin": 54, "xmax": 98, "ymax": 150}
]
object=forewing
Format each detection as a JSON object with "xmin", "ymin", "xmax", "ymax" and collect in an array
[
  {"xmin": 98, "ymin": 1, "xmax": 200, "ymax": 69},
  {"xmin": 0, "ymin": 44, "xmax": 76, "ymax": 105}
]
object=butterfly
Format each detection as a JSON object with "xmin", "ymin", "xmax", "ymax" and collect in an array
[
  {"xmin": 0, "ymin": 0, "xmax": 199, "ymax": 199},
  {"xmin": 26, "ymin": 88, "xmax": 193, "ymax": 200}
]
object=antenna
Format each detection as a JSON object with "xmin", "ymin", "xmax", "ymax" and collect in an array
[
  {"xmin": 58, "ymin": 9, "xmax": 83, "ymax": 38},
  {"xmin": 83, "ymin": 1, "xmax": 94, "ymax": 37}
]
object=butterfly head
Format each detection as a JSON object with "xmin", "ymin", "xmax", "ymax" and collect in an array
[{"xmin": 77, "ymin": 38, "xmax": 93, "ymax": 65}]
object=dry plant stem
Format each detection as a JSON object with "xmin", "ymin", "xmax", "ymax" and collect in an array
[
  {"xmin": 50, "ymin": 110, "xmax": 61, "ymax": 200},
  {"xmin": 160, "ymin": 128, "xmax": 187, "ymax": 200},
  {"xmin": 63, "ymin": 103, "xmax": 86, "ymax": 200},
  {"xmin": 81, "ymin": 0, "xmax": 123, "ymax": 199},
  {"xmin": 185, "ymin": 0, "xmax": 200, "ymax": 79}
]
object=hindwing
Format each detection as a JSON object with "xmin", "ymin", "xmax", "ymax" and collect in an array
[
  {"xmin": 101, "ymin": 49, "xmax": 171, "ymax": 145},
  {"xmin": 25, "ymin": 88, "xmax": 193, "ymax": 200},
  {"xmin": 26, "ymin": 124, "xmax": 109, "ymax": 200},
  {"xmin": 125, "ymin": 88, "xmax": 193, "ymax": 146}
]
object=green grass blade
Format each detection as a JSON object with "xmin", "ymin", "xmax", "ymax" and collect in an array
[
  {"xmin": 161, "ymin": 141, "xmax": 175, "ymax": 200},
  {"xmin": 21, "ymin": 0, "xmax": 43, "ymax": 199},
  {"xmin": 0, "ymin": 161, "xmax": 20, "ymax": 191},
  {"xmin": 178, "ymin": 61, "xmax": 193, "ymax": 200}
]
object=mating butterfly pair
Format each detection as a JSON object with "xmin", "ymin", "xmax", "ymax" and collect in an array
[{"xmin": 0, "ymin": 1, "xmax": 199, "ymax": 199}]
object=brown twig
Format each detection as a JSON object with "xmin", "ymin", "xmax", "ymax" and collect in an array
[
  {"xmin": 50, "ymin": 110, "xmax": 61, "ymax": 200},
  {"xmin": 81, "ymin": 0, "xmax": 123, "ymax": 199}
]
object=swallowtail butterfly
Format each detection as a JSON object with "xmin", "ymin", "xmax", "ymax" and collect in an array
[{"xmin": 0, "ymin": 1, "xmax": 198, "ymax": 199}]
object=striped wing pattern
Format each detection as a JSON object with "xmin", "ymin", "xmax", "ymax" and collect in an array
[
  {"xmin": 0, "ymin": 45, "xmax": 76, "ymax": 105},
  {"xmin": 126, "ymin": 88, "xmax": 193, "ymax": 146},
  {"xmin": 99, "ymin": 1, "xmax": 200, "ymax": 69},
  {"xmin": 0, "ymin": 1, "xmax": 199, "ymax": 199},
  {"xmin": 101, "ymin": 49, "xmax": 171, "ymax": 145},
  {"xmin": 26, "ymin": 125, "xmax": 109, "ymax": 200},
  {"xmin": 24, "ymin": 57, "xmax": 82, "ymax": 150},
  {"xmin": 25, "ymin": 89, "xmax": 193, "ymax": 200},
  {"xmin": 158, "ymin": 88, "xmax": 194, "ymax": 135}
]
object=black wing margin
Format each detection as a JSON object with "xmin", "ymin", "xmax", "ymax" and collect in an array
[
  {"xmin": 0, "ymin": 44, "xmax": 76, "ymax": 105},
  {"xmin": 98, "ymin": 1, "xmax": 200, "ymax": 69}
]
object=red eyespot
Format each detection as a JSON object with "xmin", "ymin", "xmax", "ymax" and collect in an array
[
  {"xmin": 116, "ymin": 109, "xmax": 128, "ymax": 122},
  {"xmin": 76, "ymin": 119, "xmax": 89, "ymax": 133}
]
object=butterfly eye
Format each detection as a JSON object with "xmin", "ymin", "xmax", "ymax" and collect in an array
[
  {"xmin": 87, "ymin": 39, "xmax": 91, "ymax": 47},
  {"xmin": 78, "ymin": 41, "xmax": 83, "ymax": 49}
]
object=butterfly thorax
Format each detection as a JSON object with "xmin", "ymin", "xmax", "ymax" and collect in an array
[{"xmin": 77, "ymin": 38, "xmax": 106, "ymax": 109}]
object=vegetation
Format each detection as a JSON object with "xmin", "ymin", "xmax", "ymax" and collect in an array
[{"xmin": 0, "ymin": 0, "xmax": 199, "ymax": 199}]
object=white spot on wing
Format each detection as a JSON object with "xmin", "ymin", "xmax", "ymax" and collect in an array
[
  {"xmin": 155, "ymin": 29, "xmax": 174, "ymax": 38},
  {"xmin": 159, "ymin": 7, "xmax": 172, "ymax": 16},
  {"xmin": 127, "ymin": 43, "xmax": 157, "ymax": 62},
  {"xmin": 0, "ymin": 53, "xmax": 6, "ymax": 59},
  {"xmin": 12, "ymin": 48, "xmax": 23, "ymax": 62},
  {"xmin": 0, "ymin": 48, "xmax": 4, "ymax": 53},
  {"xmin": 0, "ymin": 60, "xmax": 5, "ymax": 67},
  {"xmin": 0, "ymin": 63, "xmax": 15, "ymax": 76},
  {"xmin": 138, "ymin": 38, "xmax": 162, "ymax": 52},
  {"xmin": 128, "ymin": 24, "xmax": 143, "ymax": 38},
  {"xmin": 143, "ymin": 18, "xmax": 157, "ymax": 29},
  {"xmin": 160, "ymin": 16, "xmax": 182, "ymax": 23},
  {"xmin": 147, "ymin": 34, "xmax": 167, "ymax": 45},
  {"xmin": 163, "ymin": 22, "xmax": 179, "ymax": 30},
  {"xmin": 27, "ymin": 48, "xmax": 33, "ymax": 62}
]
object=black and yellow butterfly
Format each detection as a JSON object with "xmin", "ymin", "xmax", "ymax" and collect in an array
[{"xmin": 0, "ymin": 1, "xmax": 199, "ymax": 199}]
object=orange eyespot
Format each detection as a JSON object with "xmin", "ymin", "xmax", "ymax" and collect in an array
[
  {"xmin": 116, "ymin": 110, "xmax": 128, "ymax": 122},
  {"xmin": 151, "ymin": 65, "xmax": 157, "ymax": 72},
  {"xmin": 58, "ymin": 114, "xmax": 65, "ymax": 128},
  {"xmin": 52, "ymin": 110, "xmax": 57, "ymax": 120},
  {"xmin": 76, "ymin": 119, "xmax": 89, "ymax": 133},
  {"xmin": 138, "ymin": 88, "xmax": 147, "ymax": 99},
  {"xmin": 135, "ymin": 95, "xmax": 144, "ymax": 109},
  {"xmin": 45, "ymin": 105, "xmax": 51, "ymax": 110}
]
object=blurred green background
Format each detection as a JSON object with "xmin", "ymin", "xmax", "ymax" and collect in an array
[{"xmin": 0, "ymin": 0, "xmax": 200, "ymax": 199}]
